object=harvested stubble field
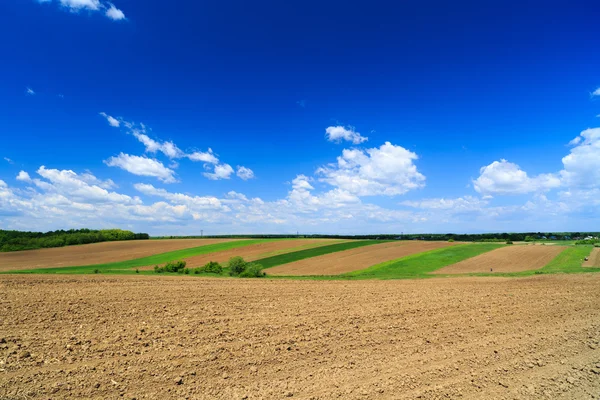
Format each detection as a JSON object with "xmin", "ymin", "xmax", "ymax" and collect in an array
[
  {"xmin": 0, "ymin": 239, "xmax": 237, "ymax": 272},
  {"xmin": 434, "ymin": 245, "xmax": 566, "ymax": 274},
  {"xmin": 267, "ymin": 240, "xmax": 459, "ymax": 276},
  {"xmin": 583, "ymin": 247, "xmax": 600, "ymax": 267},
  {"xmin": 181, "ymin": 239, "xmax": 346, "ymax": 268},
  {"xmin": 2, "ymin": 275, "xmax": 599, "ymax": 399}
]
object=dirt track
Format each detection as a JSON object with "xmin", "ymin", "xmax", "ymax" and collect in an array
[
  {"xmin": 0, "ymin": 239, "xmax": 236, "ymax": 272},
  {"xmin": 267, "ymin": 241, "xmax": 458, "ymax": 275},
  {"xmin": 182, "ymin": 239, "xmax": 343, "ymax": 267},
  {"xmin": 583, "ymin": 248, "xmax": 600, "ymax": 267},
  {"xmin": 434, "ymin": 245, "xmax": 566, "ymax": 274},
  {"xmin": 4, "ymin": 275, "xmax": 599, "ymax": 400}
]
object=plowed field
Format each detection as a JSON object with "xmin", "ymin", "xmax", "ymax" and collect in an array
[
  {"xmin": 583, "ymin": 247, "xmax": 600, "ymax": 267},
  {"xmin": 267, "ymin": 241, "xmax": 458, "ymax": 275},
  {"xmin": 182, "ymin": 239, "xmax": 344, "ymax": 267},
  {"xmin": 1, "ymin": 274, "xmax": 599, "ymax": 399},
  {"xmin": 0, "ymin": 239, "xmax": 236, "ymax": 272},
  {"xmin": 434, "ymin": 245, "xmax": 566, "ymax": 274}
]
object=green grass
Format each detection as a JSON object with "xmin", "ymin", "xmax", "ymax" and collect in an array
[
  {"xmin": 255, "ymin": 240, "xmax": 388, "ymax": 269},
  {"xmin": 338, "ymin": 243, "xmax": 504, "ymax": 280},
  {"xmin": 256, "ymin": 239, "xmax": 350, "ymax": 258},
  {"xmin": 4, "ymin": 239, "xmax": 272, "ymax": 274}
]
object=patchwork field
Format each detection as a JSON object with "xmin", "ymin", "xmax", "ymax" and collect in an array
[
  {"xmin": 267, "ymin": 240, "xmax": 459, "ymax": 275},
  {"xmin": 583, "ymin": 247, "xmax": 600, "ymax": 267},
  {"xmin": 0, "ymin": 239, "xmax": 238, "ymax": 272},
  {"xmin": 1, "ymin": 274, "xmax": 599, "ymax": 400},
  {"xmin": 182, "ymin": 239, "xmax": 346, "ymax": 267},
  {"xmin": 434, "ymin": 245, "xmax": 566, "ymax": 274}
]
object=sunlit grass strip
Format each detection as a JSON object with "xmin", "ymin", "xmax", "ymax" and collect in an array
[
  {"xmin": 339, "ymin": 243, "xmax": 504, "ymax": 280},
  {"xmin": 5, "ymin": 239, "xmax": 272, "ymax": 274},
  {"xmin": 255, "ymin": 240, "xmax": 388, "ymax": 269}
]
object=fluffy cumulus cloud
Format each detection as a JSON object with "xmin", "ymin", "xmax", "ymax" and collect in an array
[
  {"xmin": 105, "ymin": 2, "xmax": 125, "ymax": 20},
  {"xmin": 473, "ymin": 159, "xmax": 561, "ymax": 195},
  {"xmin": 40, "ymin": 0, "xmax": 126, "ymax": 21},
  {"xmin": 16, "ymin": 171, "xmax": 32, "ymax": 182},
  {"xmin": 236, "ymin": 166, "xmax": 254, "ymax": 180},
  {"xmin": 560, "ymin": 128, "xmax": 600, "ymax": 189},
  {"xmin": 317, "ymin": 142, "xmax": 425, "ymax": 196},
  {"xmin": 203, "ymin": 164, "xmax": 234, "ymax": 180},
  {"xmin": 325, "ymin": 126, "xmax": 368, "ymax": 144},
  {"xmin": 104, "ymin": 153, "xmax": 177, "ymax": 183},
  {"xmin": 592, "ymin": 87, "xmax": 600, "ymax": 97},
  {"xmin": 103, "ymin": 116, "xmax": 252, "ymax": 181}
]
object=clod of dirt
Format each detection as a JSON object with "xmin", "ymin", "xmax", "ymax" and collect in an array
[{"xmin": 174, "ymin": 377, "xmax": 183, "ymax": 385}]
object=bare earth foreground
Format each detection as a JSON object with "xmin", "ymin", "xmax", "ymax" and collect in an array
[
  {"xmin": 2, "ymin": 275, "xmax": 599, "ymax": 399},
  {"xmin": 583, "ymin": 248, "xmax": 600, "ymax": 267},
  {"xmin": 0, "ymin": 239, "xmax": 237, "ymax": 272}
]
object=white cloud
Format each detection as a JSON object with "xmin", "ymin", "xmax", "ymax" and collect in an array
[
  {"xmin": 132, "ymin": 131, "xmax": 183, "ymax": 159},
  {"xmin": 4, "ymin": 157, "xmax": 13, "ymax": 164},
  {"xmin": 473, "ymin": 159, "xmax": 561, "ymax": 195},
  {"xmin": 317, "ymin": 142, "xmax": 425, "ymax": 196},
  {"xmin": 34, "ymin": 166, "xmax": 139, "ymax": 205},
  {"xmin": 105, "ymin": 3, "xmax": 125, "ymax": 20},
  {"xmin": 60, "ymin": 0, "xmax": 101, "ymax": 11},
  {"xmin": 187, "ymin": 150, "xmax": 219, "ymax": 164},
  {"xmin": 104, "ymin": 153, "xmax": 177, "ymax": 183},
  {"xmin": 134, "ymin": 183, "xmax": 224, "ymax": 211},
  {"xmin": 592, "ymin": 87, "xmax": 600, "ymax": 97},
  {"xmin": 16, "ymin": 171, "xmax": 32, "ymax": 182},
  {"xmin": 99, "ymin": 112, "xmax": 120, "ymax": 127},
  {"xmin": 560, "ymin": 128, "xmax": 600, "ymax": 189},
  {"xmin": 26, "ymin": 87, "xmax": 35, "ymax": 96},
  {"xmin": 226, "ymin": 191, "xmax": 248, "ymax": 201},
  {"xmin": 236, "ymin": 166, "xmax": 254, "ymax": 180},
  {"xmin": 325, "ymin": 126, "xmax": 368, "ymax": 144},
  {"xmin": 401, "ymin": 196, "xmax": 489, "ymax": 212},
  {"xmin": 203, "ymin": 164, "xmax": 234, "ymax": 180}
]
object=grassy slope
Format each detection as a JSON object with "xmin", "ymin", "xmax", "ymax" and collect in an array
[
  {"xmin": 338, "ymin": 243, "xmax": 504, "ymax": 280},
  {"xmin": 255, "ymin": 240, "xmax": 388, "ymax": 269},
  {"xmin": 257, "ymin": 239, "xmax": 350, "ymax": 258},
  {"xmin": 5, "ymin": 239, "xmax": 272, "ymax": 274}
]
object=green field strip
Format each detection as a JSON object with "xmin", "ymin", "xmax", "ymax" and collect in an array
[
  {"xmin": 339, "ymin": 243, "xmax": 504, "ymax": 280},
  {"xmin": 4, "ymin": 239, "xmax": 273, "ymax": 274},
  {"xmin": 256, "ymin": 239, "xmax": 351, "ymax": 258},
  {"xmin": 255, "ymin": 240, "xmax": 389, "ymax": 269}
]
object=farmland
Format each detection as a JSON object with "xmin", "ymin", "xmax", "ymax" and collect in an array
[
  {"xmin": 1, "ymin": 238, "xmax": 600, "ymax": 399},
  {"xmin": 1, "ymin": 274, "xmax": 600, "ymax": 399}
]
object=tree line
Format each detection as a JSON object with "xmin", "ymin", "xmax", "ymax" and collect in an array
[
  {"xmin": 154, "ymin": 232, "xmax": 599, "ymax": 242},
  {"xmin": 0, "ymin": 229, "xmax": 150, "ymax": 252}
]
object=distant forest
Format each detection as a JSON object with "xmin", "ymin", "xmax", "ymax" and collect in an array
[
  {"xmin": 0, "ymin": 229, "xmax": 149, "ymax": 252},
  {"xmin": 155, "ymin": 232, "xmax": 600, "ymax": 242}
]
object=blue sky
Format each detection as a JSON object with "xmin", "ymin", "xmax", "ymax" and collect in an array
[{"xmin": 1, "ymin": 0, "xmax": 599, "ymax": 235}]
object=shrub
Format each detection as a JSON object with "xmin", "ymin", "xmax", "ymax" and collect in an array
[
  {"xmin": 164, "ymin": 260, "xmax": 187, "ymax": 273},
  {"xmin": 135, "ymin": 268, "xmax": 140, "ymax": 274},
  {"xmin": 154, "ymin": 265, "xmax": 163, "ymax": 273},
  {"xmin": 228, "ymin": 256, "xmax": 247, "ymax": 276},
  {"xmin": 184, "ymin": 268, "xmax": 190, "ymax": 274},
  {"xmin": 94, "ymin": 269, "xmax": 101, "ymax": 274},
  {"xmin": 506, "ymin": 240, "xmax": 513, "ymax": 244},
  {"xmin": 448, "ymin": 238, "xmax": 455, "ymax": 242},
  {"xmin": 239, "ymin": 263, "xmax": 266, "ymax": 278},
  {"xmin": 198, "ymin": 261, "xmax": 223, "ymax": 274}
]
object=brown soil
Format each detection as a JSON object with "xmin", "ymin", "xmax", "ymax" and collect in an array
[
  {"xmin": 434, "ymin": 245, "xmax": 566, "ymax": 274},
  {"xmin": 267, "ymin": 241, "xmax": 458, "ymax": 276},
  {"xmin": 1, "ymin": 274, "xmax": 599, "ymax": 399},
  {"xmin": 0, "ymin": 239, "xmax": 236, "ymax": 272},
  {"xmin": 181, "ymin": 239, "xmax": 342, "ymax": 268},
  {"xmin": 583, "ymin": 247, "xmax": 600, "ymax": 267}
]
